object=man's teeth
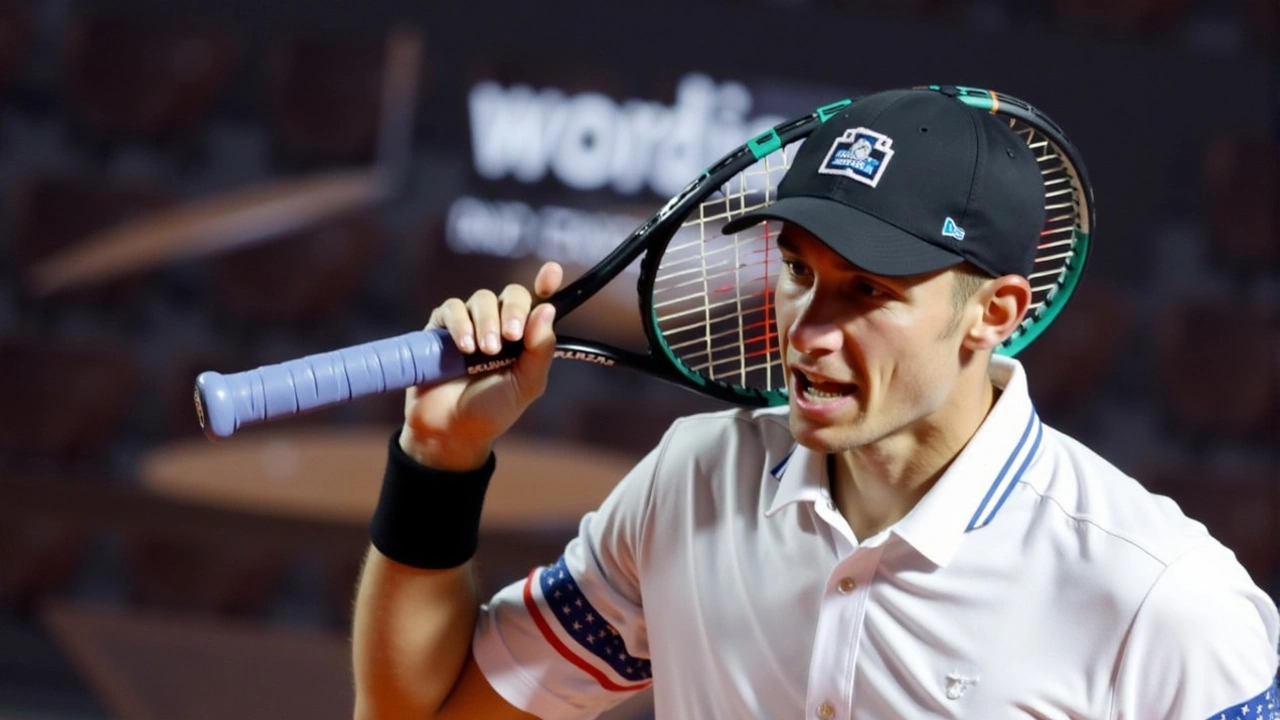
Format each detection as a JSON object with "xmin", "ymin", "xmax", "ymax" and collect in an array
[{"xmin": 802, "ymin": 384, "xmax": 851, "ymax": 401}]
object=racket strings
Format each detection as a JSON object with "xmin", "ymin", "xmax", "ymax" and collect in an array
[
  {"xmin": 650, "ymin": 144, "xmax": 795, "ymax": 394},
  {"xmin": 1012, "ymin": 117, "xmax": 1087, "ymax": 318}
]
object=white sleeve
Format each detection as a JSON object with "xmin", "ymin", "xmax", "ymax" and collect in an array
[
  {"xmin": 1112, "ymin": 542, "xmax": 1280, "ymax": 720},
  {"xmin": 471, "ymin": 440, "xmax": 661, "ymax": 720}
]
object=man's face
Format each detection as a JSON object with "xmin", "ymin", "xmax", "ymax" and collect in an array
[{"xmin": 773, "ymin": 225, "xmax": 973, "ymax": 454}]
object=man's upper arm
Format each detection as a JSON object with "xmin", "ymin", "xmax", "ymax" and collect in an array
[
  {"xmin": 465, "ymin": 436, "xmax": 667, "ymax": 720},
  {"xmin": 438, "ymin": 653, "xmax": 542, "ymax": 720},
  {"xmin": 1112, "ymin": 542, "xmax": 1280, "ymax": 720}
]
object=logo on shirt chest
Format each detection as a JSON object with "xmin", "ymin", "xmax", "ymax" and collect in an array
[{"xmin": 944, "ymin": 672, "xmax": 979, "ymax": 700}]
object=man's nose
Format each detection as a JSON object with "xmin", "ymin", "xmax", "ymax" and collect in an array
[{"xmin": 786, "ymin": 298, "xmax": 845, "ymax": 356}]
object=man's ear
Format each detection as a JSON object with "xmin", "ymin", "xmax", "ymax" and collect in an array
[{"xmin": 962, "ymin": 274, "xmax": 1032, "ymax": 352}]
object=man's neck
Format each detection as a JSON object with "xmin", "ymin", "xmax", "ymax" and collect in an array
[{"xmin": 830, "ymin": 379, "xmax": 998, "ymax": 542}]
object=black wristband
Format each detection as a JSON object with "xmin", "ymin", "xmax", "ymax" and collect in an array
[{"xmin": 369, "ymin": 431, "xmax": 496, "ymax": 569}]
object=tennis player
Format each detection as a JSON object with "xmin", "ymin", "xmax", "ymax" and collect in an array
[{"xmin": 352, "ymin": 90, "xmax": 1280, "ymax": 719}]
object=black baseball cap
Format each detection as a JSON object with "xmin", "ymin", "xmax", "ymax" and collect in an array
[{"xmin": 723, "ymin": 88, "xmax": 1046, "ymax": 278}]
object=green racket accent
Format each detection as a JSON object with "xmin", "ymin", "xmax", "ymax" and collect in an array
[
  {"xmin": 747, "ymin": 129, "xmax": 783, "ymax": 160},
  {"xmin": 816, "ymin": 99, "xmax": 852, "ymax": 122},
  {"xmin": 929, "ymin": 85, "xmax": 998, "ymax": 112}
]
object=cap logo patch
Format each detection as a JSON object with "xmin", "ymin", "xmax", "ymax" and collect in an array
[
  {"xmin": 942, "ymin": 217, "xmax": 966, "ymax": 240},
  {"xmin": 818, "ymin": 127, "xmax": 895, "ymax": 187}
]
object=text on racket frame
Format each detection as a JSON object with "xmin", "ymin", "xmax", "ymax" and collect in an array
[{"xmin": 467, "ymin": 350, "xmax": 617, "ymax": 375}]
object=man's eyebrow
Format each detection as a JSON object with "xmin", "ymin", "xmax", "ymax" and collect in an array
[{"xmin": 774, "ymin": 232, "xmax": 797, "ymax": 253}]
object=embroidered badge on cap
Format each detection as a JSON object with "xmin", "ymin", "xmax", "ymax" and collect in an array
[{"xmin": 818, "ymin": 127, "xmax": 896, "ymax": 187}]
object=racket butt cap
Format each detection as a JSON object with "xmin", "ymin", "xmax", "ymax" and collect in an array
[{"xmin": 194, "ymin": 371, "xmax": 236, "ymax": 440}]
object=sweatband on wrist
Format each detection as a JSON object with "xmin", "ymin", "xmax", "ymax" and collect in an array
[{"xmin": 369, "ymin": 431, "xmax": 496, "ymax": 569}]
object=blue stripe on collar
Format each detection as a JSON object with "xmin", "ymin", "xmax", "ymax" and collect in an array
[
  {"xmin": 978, "ymin": 416, "xmax": 1043, "ymax": 528},
  {"xmin": 770, "ymin": 447, "xmax": 796, "ymax": 481},
  {"xmin": 966, "ymin": 410, "xmax": 1039, "ymax": 532}
]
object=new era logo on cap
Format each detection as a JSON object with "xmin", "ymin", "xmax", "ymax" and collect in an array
[{"xmin": 818, "ymin": 127, "xmax": 895, "ymax": 187}]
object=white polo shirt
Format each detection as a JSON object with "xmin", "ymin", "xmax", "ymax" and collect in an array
[{"xmin": 473, "ymin": 356, "xmax": 1280, "ymax": 720}]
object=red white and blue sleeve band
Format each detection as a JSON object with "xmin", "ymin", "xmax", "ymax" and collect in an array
[
  {"xmin": 524, "ymin": 556, "xmax": 653, "ymax": 689},
  {"xmin": 473, "ymin": 538, "xmax": 651, "ymax": 720}
]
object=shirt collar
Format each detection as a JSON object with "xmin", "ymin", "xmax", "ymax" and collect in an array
[
  {"xmin": 893, "ymin": 355, "xmax": 1043, "ymax": 566},
  {"xmin": 764, "ymin": 442, "xmax": 828, "ymax": 518},
  {"xmin": 762, "ymin": 356, "xmax": 1043, "ymax": 567}
]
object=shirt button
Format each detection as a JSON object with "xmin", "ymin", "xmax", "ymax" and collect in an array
[
  {"xmin": 817, "ymin": 701, "xmax": 835, "ymax": 719},
  {"xmin": 837, "ymin": 577, "xmax": 856, "ymax": 594}
]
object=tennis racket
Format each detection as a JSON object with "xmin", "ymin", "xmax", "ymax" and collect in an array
[{"xmin": 194, "ymin": 85, "xmax": 1094, "ymax": 440}]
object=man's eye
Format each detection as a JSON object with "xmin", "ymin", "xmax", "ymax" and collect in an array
[
  {"xmin": 854, "ymin": 281, "xmax": 886, "ymax": 298},
  {"xmin": 783, "ymin": 260, "xmax": 811, "ymax": 278}
]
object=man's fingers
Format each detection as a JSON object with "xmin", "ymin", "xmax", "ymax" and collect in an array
[
  {"xmin": 427, "ymin": 267, "xmax": 559, "ymax": 360},
  {"xmin": 465, "ymin": 289, "xmax": 502, "ymax": 354},
  {"xmin": 533, "ymin": 262, "xmax": 564, "ymax": 300},
  {"xmin": 434, "ymin": 297, "xmax": 475, "ymax": 353},
  {"xmin": 497, "ymin": 283, "xmax": 534, "ymax": 342}
]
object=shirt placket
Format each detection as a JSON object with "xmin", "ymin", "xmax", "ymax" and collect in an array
[{"xmin": 805, "ymin": 494, "xmax": 883, "ymax": 720}]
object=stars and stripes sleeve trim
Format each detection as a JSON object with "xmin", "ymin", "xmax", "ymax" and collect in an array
[{"xmin": 522, "ymin": 557, "xmax": 652, "ymax": 693}]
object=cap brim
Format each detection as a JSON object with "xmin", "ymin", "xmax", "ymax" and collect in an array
[{"xmin": 722, "ymin": 197, "xmax": 964, "ymax": 277}]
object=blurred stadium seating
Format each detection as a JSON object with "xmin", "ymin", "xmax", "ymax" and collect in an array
[
  {"xmin": 1202, "ymin": 132, "xmax": 1277, "ymax": 280},
  {"xmin": 62, "ymin": 11, "xmax": 238, "ymax": 157},
  {"xmin": 265, "ymin": 34, "xmax": 389, "ymax": 170},
  {"xmin": 1155, "ymin": 295, "xmax": 1277, "ymax": 446},
  {"xmin": 0, "ymin": 337, "xmax": 138, "ymax": 614},
  {"xmin": 6, "ymin": 173, "xmax": 172, "ymax": 314},
  {"xmin": 0, "ymin": 4, "xmax": 31, "ymax": 99}
]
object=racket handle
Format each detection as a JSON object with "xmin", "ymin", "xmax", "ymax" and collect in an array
[{"xmin": 194, "ymin": 328, "xmax": 470, "ymax": 440}]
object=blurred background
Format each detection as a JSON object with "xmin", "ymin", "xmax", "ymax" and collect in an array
[{"xmin": 0, "ymin": 0, "xmax": 1274, "ymax": 718}]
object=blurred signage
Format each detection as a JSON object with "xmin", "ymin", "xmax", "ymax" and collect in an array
[
  {"xmin": 447, "ymin": 73, "xmax": 787, "ymax": 269},
  {"xmin": 467, "ymin": 73, "xmax": 784, "ymax": 197},
  {"xmin": 445, "ymin": 198, "xmax": 643, "ymax": 270}
]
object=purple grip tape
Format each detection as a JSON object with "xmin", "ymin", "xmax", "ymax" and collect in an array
[{"xmin": 194, "ymin": 328, "xmax": 464, "ymax": 440}]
